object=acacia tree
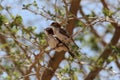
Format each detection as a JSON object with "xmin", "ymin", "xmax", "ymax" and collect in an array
[{"xmin": 0, "ymin": 0, "xmax": 120, "ymax": 80}]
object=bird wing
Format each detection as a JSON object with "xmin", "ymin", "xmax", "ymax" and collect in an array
[
  {"xmin": 55, "ymin": 36, "xmax": 69, "ymax": 50},
  {"xmin": 55, "ymin": 35, "xmax": 75, "ymax": 57},
  {"xmin": 54, "ymin": 36, "xmax": 62, "ymax": 43},
  {"xmin": 59, "ymin": 28, "xmax": 70, "ymax": 38}
]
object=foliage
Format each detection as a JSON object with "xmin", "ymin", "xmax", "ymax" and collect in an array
[{"xmin": 0, "ymin": 0, "xmax": 120, "ymax": 80}]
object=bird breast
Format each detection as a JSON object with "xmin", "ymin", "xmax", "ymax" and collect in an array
[{"xmin": 47, "ymin": 35, "xmax": 59, "ymax": 49}]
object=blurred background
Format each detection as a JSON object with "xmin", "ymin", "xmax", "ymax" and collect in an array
[{"xmin": 0, "ymin": 0, "xmax": 120, "ymax": 80}]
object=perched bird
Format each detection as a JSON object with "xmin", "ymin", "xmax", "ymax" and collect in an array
[
  {"xmin": 44, "ymin": 27, "xmax": 75, "ymax": 57},
  {"xmin": 50, "ymin": 22, "xmax": 79, "ymax": 49},
  {"xmin": 44, "ymin": 27, "xmax": 58, "ymax": 49}
]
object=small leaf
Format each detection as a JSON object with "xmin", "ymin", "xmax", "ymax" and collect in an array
[
  {"xmin": 11, "ymin": 27, "xmax": 18, "ymax": 34},
  {"xmin": 33, "ymin": 0, "xmax": 38, "ymax": 7},
  {"xmin": 0, "ymin": 43, "xmax": 9, "ymax": 49},
  {"xmin": 0, "ymin": 5, "xmax": 3, "ymax": 10},
  {"xmin": 14, "ymin": 15, "xmax": 23, "ymax": 25},
  {"xmin": 103, "ymin": 8, "xmax": 113, "ymax": 16},
  {"xmin": 60, "ymin": 65, "xmax": 70, "ymax": 74},
  {"xmin": 97, "ymin": 58, "xmax": 104, "ymax": 67},
  {"xmin": 27, "ymin": 26, "xmax": 36, "ymax": 32},
  {"xmin": 89, "ymin": 11, "xmax": 96, "ymax": 17},
  {"xmin": 73, "ymin": 73, "xmax": 78, "ymax": 80},
  {"xmin": 107, "ymin": 56, "xmax": 114, "ymax": 63},
  {"xmin": 0, "ymin": 15, "xmax": 8, "ymax": 26},
  {"xmin": 23, "ymin": 4, "xmax": 32, "ymax": 8},
  {"xmin": 76, "ymin": 20, "xmax": 86, "ymax": 27}
]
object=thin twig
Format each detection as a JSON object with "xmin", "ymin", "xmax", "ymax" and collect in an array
[{"xmin": 18, "ymin": 73, "xmax": 36, "ymax": 79}]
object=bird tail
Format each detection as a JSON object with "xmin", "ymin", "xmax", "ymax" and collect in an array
[
  {"xmin": 62, "ymin": 42, "xmax": 75, "ymax": 58},
  {"xmin": 68, "ymin": 51, "xmax": 75, "ymax": 58}
]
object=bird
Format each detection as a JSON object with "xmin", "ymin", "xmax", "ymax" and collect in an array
[
  {"xmin": 44, "ymin": 27, "xmax": 58, "ymax": 49},
  {"xmin": 44, "ymin": 27, "xmax": 75, "ymax": 57},
  {"xmin": 50, "ymin": 22, "xmax": 79, "ymax": 49}
]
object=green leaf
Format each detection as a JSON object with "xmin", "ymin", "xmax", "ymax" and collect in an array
[
  {"xmin": 103, "ymin": 8, "xmax": 113, "ymax": 16},
  {"xmin": 107, "ymin": 56, "xmax": 114, "ymax": 63},
  {"xmin": 3, "ymin": 76, "xmax": 11, "ymax": 80},
  {"xmin": 0, "ymin": 5, "xmax": 3, "ymax": 11},
  {"xmin": 27, "ymin": 26, "xmax": 36, "ymax": 32},
  {"xmin": 40, "ymin": 39, "xmax": 46, "ymax": 45},
  {"xmin": 110, "ymin": 45, "xmax": 116, "ymax": 49},
  {"xmin": 89, "ymin": 66, "xmax": 94, "ymax": 71},
  {"xmin": 0, "ymin": 43, "xmax": 9, "ymax": 49},
  {"xmin": 35, "ymin": 32, "xmax": 46, "ymax": 46},
  {"xmin": 76, "ymin": 20, "xmax": 86, "ymax": 27},
  {"xmin": 73, "ymin": 73, "xmax": 78, "ymax": 80},
  {"xmin": 13, "ymin": 71, "xmax": 19, "ymax": 78},
  {"xmin": 59, "ymin": 65, "xmax": 70, "ymax": 74},
  {"xmin": 23, "ymin": 4, "xmax": 32, "ymax": 8},
  {"xmin": 97, "ymin": 58, "xmax": 104, "ymax": 67},
  {"xmin": 11, "ymin": 27, "xmax": 19, "ymax": 34},
  {"xmin": 14, "ymin": 15, "xmax": 23, "ymax": 25},
  {"xmin": 0, "ymin": 15, "xmax": 8, "ymax": 26},
  {"xmin": 36, "ymin": 32, "xmax": 45, "ymax": 38},
  {"xmin": 110, "ymin": 45, "xmax": 120, "ymax": 53},
  {"xmin": 106, "ymin": 24, "xmax": 114, "ymax": 33},
  {"xmin": 89, "ymin": 11, "xmax": 96, "ymax": 17},
  {"xmin": 33, "ymin": 0, "xmax": 38, "ymax": 7}
]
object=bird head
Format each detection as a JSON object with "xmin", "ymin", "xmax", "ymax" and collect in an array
[
  {"xmin": 44, "ymin": 27, "xmax": 54, "ymax": 35},
  {"xmin": 50, "ymin": 22, "xmax": 61, "ymax": 28}
]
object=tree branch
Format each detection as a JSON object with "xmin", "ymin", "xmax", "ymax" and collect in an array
[
  {"xmin": 41, "ymin": 0, "xmax": 80, "ymax": 80},
  {"xmin": 67, "ymin": 0, "xmax": 80, "ymax": 35},
  {"xmin": 79, "ymin": 0, "xmax": 107, "ymax": 46},
  {"xmin": 84, "ymin": 23, "xmax": 120, "ymax": 80},
  {"xmin": 0, "ymin": 34, "xmax": 25, "ymax": 75}
]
